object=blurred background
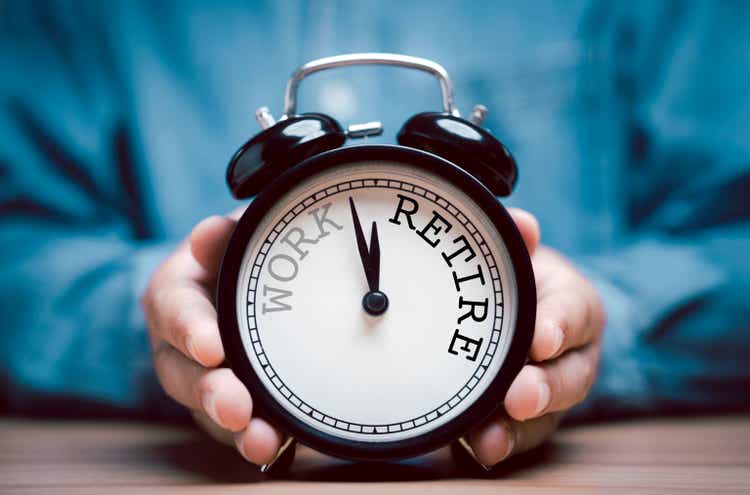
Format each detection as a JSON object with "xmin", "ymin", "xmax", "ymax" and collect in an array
[{"xmin": 1, "ymin": 0, "xmax": 748, "ymax": 423}]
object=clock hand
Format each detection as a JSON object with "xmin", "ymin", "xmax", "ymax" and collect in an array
[
  {"xmin": 348, "ymin": 197, "xmax": 388, "ymax": 316},
  {"xmin": 369, "ymin": 221, "xmax": 380, "ymax": 291},
  {"xmin": 348, "ymin": 197, "xmax": 376, "ymax": 291}
]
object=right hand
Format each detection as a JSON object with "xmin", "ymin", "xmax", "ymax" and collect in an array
[{"xmin": 141, "ymin": 212, "xmax": 283, "ymax": 466}]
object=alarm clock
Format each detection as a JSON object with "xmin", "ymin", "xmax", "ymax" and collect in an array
[{"xmin": 217, "ymin": 53, "xmax": 536, "ymax": 470}]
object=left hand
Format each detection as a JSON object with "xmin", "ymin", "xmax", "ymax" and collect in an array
[
  {"xmin": 466, "ymin": 209, "xmax": 606, "ymax": 466},
  {"xmin": 141, "ymin": 208, "xmax": 286, "ymax": 466}
]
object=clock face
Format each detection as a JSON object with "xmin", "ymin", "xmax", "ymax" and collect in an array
[{"xmin": 219, "ymin": 146, "xmax": 534, "ymax": 459}]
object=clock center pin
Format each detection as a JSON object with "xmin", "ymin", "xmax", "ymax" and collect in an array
[{"xmin": 363, "ymin": 290, "xmax": 389, "ymax": 316}]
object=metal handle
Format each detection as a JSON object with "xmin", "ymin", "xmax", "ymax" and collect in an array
[{"xmin": 282, "ymin": 53, "xmax": 460, "ymax": 118}]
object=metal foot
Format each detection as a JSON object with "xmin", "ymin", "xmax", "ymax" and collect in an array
[
  {"xmin": 455, "ymin": 436, "xmax": 492, "ymax": 471},
  {"xmin": 259, "ymin": 436, "xmax": 297, "ymax": 474}
]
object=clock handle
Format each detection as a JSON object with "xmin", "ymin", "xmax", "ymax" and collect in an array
[
  {"xmin": 282, "ymin": 53, "xmax": 460, "ymax": 118},
  {"xmin": 228, "ymin": 52, "xmax": 517, "ymax": 199}
]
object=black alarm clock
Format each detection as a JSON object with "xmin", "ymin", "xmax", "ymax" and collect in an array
[{"xmin": 217, "ymin": 53, "xmax": 535, "ymax": 470}]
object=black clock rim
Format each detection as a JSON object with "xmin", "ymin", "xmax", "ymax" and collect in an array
[{"xmin": 217, "ymin": 144, "xmax": 536, "ymax": 462}]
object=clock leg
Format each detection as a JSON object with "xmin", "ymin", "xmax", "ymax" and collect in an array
[
  {"xmin": 453, "ymin": 436, "xmax": 492, "ymax": 472},
  {"xmin": 260, "ymin": 436, "xmax": 297, "ymax": 474}
]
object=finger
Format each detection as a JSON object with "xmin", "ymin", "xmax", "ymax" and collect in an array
[
  {"xmin": 504, "ymin": 344, "xmax": 600, "ymax": 421},
  {"xmin": 192, "ymin": 410, "xmax": 234, "ymax": 446},
  {"xmin": 152, "ymin": 281, "xmax": 224, "ymax": 366},
  {"xmin": 508, "ymin": 207, "xmax": 540, "ymax": 255},
  {"xmin": 530, "ymin": 276, "xmax": 604, "ymax": 362},
  {"xmin": 468, "ymin": 412, "xmax": 563, "ymax": 466},
  {"xmin": 153, "ymin": 344, "xmax": 252, "ymax": 432},
  {"xmin": 234, "ymin": 417, "xmax": 284, "ymax": 465},
  {"xmin": 190, "ymin": 215, "xmax": 237, "ymax": 278},
  {"xmin": 228, "ymin": 205, "xmax": 247, "ymax": 221}
]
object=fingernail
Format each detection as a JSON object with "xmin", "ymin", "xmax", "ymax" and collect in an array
[
  {"xmin": 535, "ymin": 381, "xmax": 551, "ymax": 416},
  {"xmin": 186, "ymin": 336, "xmax": 201, "ymax": 362},
  {"xmin": 200, "ymin": 390, "xmax": 221, "ymax": 427},
  {"xmin": 498, "ymin": 421, "xmax": 516, "ymax": 462},
  {"xmin": 550, "ymin": 323, "xmax": 564, "ymax": 356},
  {"xmin": 234, "ymin": 431, "xmax": 251, "ymax": 462}
]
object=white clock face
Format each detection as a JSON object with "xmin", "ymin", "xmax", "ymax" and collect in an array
[{"xmin": 236, "ymin": 161, "xmax": 518, "ymax": 443}]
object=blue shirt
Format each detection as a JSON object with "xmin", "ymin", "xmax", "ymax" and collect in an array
[{"xmin": 1, "ymin": 0, "xmax": 748, "ymax": 418}]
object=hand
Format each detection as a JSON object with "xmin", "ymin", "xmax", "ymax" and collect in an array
[
  {"xmin": 348, "ymin": 196, "xmax": 381, "ymax": 292},
  {"xmin": 141, "ymin": 210, "xmax": 283, "ymax": 466},
  {"xmin": 466, "ymin": 208, "xmax": 606, "ymax": 467},
  {"xmin": 349, "ymin": 197, "xmax": 388, "ymax": 315}
]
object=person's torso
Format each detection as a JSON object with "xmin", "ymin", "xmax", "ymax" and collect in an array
[{"xmin": 109, "ymin": 0, "xmax": 633, "ymax": 254}]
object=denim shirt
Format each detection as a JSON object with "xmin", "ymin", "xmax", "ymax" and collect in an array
[{"xmin": 1, "ymin": 0, "xmax": 748, "ymax": 418}]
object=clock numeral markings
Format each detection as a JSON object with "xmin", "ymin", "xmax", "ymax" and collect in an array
[
  {"xmin": 417, "ymin": 210, "xmax": 452, "ymax": 247},
  {"xmin": 452, "ymin": 264, "xmax": 486, "ymax": 291},
  {"xmin": 387, "ymin": 192, "xmax": 493, "ymax": 365},
  {"xmin": 279, "ymin": 202, "xmax": 343, "ymax": 260},
  {"xmin": 280, "ymin": 226, "xmax": 319, "ymax": 260},
  {"xmin": 309, "ymin": 202, "xmax": 344, "ymax": 238},
  {"xmin": 247, "ymin": 178, "xmax": 506, "ymax": 435},
  {"xmin": 441, "ymin": 235, "xmax": 477, "ymax": 267},
  {"xmin": 388, "ymin": 194, "xmax": 418, "ymax": 230},
  {"xmin": 259, "ymin": 201, "xmax": 343, "ymax": 317},
  {"xmin": 262, "ymin": 285, "xmax": 293, "ymax": 314},
  {"xmin": 448, "ymin": 329, "xmax": 484, "ymax": 362},
  {"xmin": 457, "ymin": 296, "xmax": 489, "ymax": 324}
]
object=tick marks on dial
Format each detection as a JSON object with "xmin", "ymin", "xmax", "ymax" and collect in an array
[{"xmin": 248, "ymin": 178, "xmax": 505, "ymax": 435}]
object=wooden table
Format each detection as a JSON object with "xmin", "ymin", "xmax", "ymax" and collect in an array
[{"xmin": 2, "ymin": 415, "xmax": 749, "ymax": 494}]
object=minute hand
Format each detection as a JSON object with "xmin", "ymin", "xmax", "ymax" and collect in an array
[{"xmin": 348, "ymin": 197, "xmax": 379, "ymax": 292}]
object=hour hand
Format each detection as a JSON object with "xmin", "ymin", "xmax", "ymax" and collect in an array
[
  {"xmin": 368, "ymin": 220, "xmax": 380, "ymax": 291},
  {"xmin": 349, "ymin": 197, "xmax": 375, "ymax": 290},
  {"xmin": 348, "ymin": 197, "xmax": 388, "ymax": 315}
]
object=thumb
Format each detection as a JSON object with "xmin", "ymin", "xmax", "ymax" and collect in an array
[
  {"xmin": 189, "ymin": 215, "xmax": 237, "ymax": 277},
  {"xmin": 508, "ymin": 207, "xmax": 540, "ymax": 255}
]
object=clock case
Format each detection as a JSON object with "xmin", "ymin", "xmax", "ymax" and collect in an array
[{"xmin": 217, "ymin": 144, "xmax": 536, "ymax": 462}]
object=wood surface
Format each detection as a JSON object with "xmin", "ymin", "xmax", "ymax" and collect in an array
[{"xmin": 2, "ymin": 415, "xmax": 749, "ymax": 494}]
